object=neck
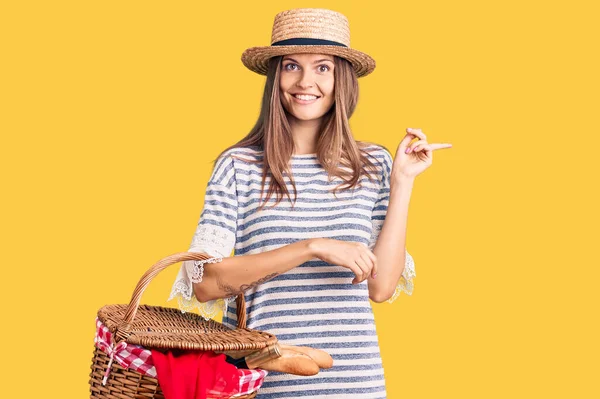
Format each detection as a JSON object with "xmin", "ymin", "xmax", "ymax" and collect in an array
[{"xmin": 288, "ymin": 116, "xmax": 321, "ymax": 154}]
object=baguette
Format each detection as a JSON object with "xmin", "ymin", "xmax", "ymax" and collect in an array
[
  {"xmin": 278, "ymin": 344, "xmax": 333, "ymax": 369},
  {"xmin": 253, "ymin": 348, "xmax": 320, "ymax": 376}
]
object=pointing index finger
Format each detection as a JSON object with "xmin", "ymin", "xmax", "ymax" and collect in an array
[{"xmin": 430, "ymin": 143, "xmax": 453, "ymax": 150}]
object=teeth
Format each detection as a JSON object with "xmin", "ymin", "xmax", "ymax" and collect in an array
[{"xmin": 294, "ymin": 94, "xmax": 318, "ymax": 100}]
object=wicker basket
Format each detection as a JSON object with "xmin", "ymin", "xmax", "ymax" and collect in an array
[{"xmin": 89, "ymin": 251, "xmax": 278, "ymax": 399}]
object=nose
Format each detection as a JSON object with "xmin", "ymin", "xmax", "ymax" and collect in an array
[{"xmin": 295, "ymin": 69, "xmax": 315, "ymax": 89}]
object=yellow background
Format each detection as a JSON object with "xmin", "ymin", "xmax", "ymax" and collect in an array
[{"xmin": 1, "ymin": 1, "xmax": 598, "ymax": 397}]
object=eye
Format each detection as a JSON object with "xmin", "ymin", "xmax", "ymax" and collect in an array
[
  {"xmin": 318, "ymin": 64, "xmax": 331, "ymax": 73},
  {"xmin": 283, "ymin": 63, "xmax": 299, "ymax": 71}
]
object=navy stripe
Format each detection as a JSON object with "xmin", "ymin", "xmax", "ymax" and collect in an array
[
  {"xmin": 237, "ymin": 176, "xmax": 379, "ymax": 188},
  {"xmin": 260, "ymin": 373, "xmax": 384, "ymax": 388},
  {"xmin": 243, "ymin": 306, "xmax": 373, "ymax": 325},
  {"xmin": 242, "ymin": 284, "xmax": 365, "ymax": 302},
  {"xmin": 237, "ymin": 193, "xmax": 379, "ymax": 207},
  {"xmin": 238, "ymin": 212, "xmax": 372, "ymax": 230},
  {"xmin": 235, "ymin": 186, "xmax": 378, "ymax": 198},
  {"xmin": 234, "ymin": 318, "xmax": 375, "ymax": 331},
  {"xmin": 232, "ymin": 295, "xmax": 369, "ymax": 317},
  {"xmin": 204, "ymin": 188, "xmax": 237, "ymax": 201},
  {"xmin": 272, "ymin": 38, "xmax": 348, "ymax": 47},
  {"xmin": 237, "ymin": 224, "xmax": 372, "ymax": 244},
  {"xmin": 274, "ymin": 329, "xmax": 377, "ymax": 340},
  {"xmin": 257, "ymin": 386, "xmax": 386, "ymax": 399}
]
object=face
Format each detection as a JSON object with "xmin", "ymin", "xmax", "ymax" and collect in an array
[{"xmin": 279, "ymin": 53, "xmax": 335, "ymax": 123}]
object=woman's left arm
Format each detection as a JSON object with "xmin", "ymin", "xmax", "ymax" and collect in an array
[
  {"xmin": 368, "ymin": 177, "xmax": 414, "ymax": 302},
  {"xmin": 368, "ymin": 128, "xmax": 452, "ymax": 302}
]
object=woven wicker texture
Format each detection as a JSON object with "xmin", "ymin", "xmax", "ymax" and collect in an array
[
  {"xmin": 90, "ymin": 251, "xmax": 275, "ymax": 398},
  {"xmin": 98, "ymin": 303, "xmax": 277, "ymax": 351},
  {"xmin": 270, "ymin": 8, "xmax": 351, "ymax": 45}
]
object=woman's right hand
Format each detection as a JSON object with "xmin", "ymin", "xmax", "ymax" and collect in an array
[{"xmin": 308, "ymin": 238, "xmax": 378, "ymax": 284}]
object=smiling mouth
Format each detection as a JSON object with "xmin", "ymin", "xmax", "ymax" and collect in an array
[{"xmin": 292, "ymin": 94, "xmax": 321, "ymax": 103}]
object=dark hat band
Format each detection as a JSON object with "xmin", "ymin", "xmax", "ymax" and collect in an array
[{"xmin": 271, "ymin": 38, "xmax": 348, "ymax": 47}]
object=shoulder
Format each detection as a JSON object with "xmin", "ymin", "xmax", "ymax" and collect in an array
[
  {"xmin": 358, "ymin": 142, "xmax": 394, "ymax": 188},
  {"xmin": 359, "ymin": 142, "xmax": 394, "ymax": 168},
  {"xmin": 218, "ymin": 146, "xmax": 263, "ymax": 165},
  {"xmin": 213, "ymin": 146, "xmax": 263, "ymax": 170},
  {"xmin": 209, "ymin": 147, "xmax": 252, "ymax": 186},
  {"xmin": 209, "ymin": 146, "xmax": 264, "ymax": 187}
]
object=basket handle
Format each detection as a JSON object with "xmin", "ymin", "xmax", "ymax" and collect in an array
[{"xmin": 115, "ymin": 252, "xmax": 247, "ymax": 343}]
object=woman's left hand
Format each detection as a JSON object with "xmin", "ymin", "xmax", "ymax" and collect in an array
[{"xmin": 392, "ymin": 127, "xmax": 452, "ymax": 183}]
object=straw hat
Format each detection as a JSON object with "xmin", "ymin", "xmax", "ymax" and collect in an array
[{"xmin": 241, "ymin": 8, "xmax": 376, "ymax": 78}]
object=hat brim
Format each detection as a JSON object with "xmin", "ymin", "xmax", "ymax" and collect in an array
[{"xmin": 241, "ymin": 45, "xmax": 376, "ymax": 78}]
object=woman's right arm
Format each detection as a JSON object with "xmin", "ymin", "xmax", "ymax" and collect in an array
[
  {"xmin": 194, "ymin": 237, "xmax": 377, "ymax": 302},
  {"xmin": 194, "ymin": 238, "xmax": 318, "ymax": 302}
]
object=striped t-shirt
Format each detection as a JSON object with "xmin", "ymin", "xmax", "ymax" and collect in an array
[{"xmin": 168, "ymin": 144, "xmax": 416, "ymax": 398}]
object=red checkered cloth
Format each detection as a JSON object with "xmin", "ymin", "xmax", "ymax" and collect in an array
[{"xmin": 94, "ymin": 317, "xmax": 267, "ymax": 397}]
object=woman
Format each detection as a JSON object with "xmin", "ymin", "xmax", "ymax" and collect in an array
[{"xmin": 169, "ymin": 8, "xmax": 451, "ymax": 398}]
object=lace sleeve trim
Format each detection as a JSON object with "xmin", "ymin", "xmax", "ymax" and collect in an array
[
  {"xmin": 387, "ymin": 250, "xmax": 416, "ymax": 303},
  {"xmin": 190, "ymin": 256, "xmax": 223, "ymax": 283}
]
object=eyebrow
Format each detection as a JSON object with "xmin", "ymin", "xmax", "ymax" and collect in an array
[{"xmin": 282, "ymin": 57, "xmax": 334, "ymax": 64}]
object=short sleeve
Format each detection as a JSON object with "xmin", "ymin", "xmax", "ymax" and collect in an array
[
  {"xmin": 368, "ymin": 147, "xmax": 416, "ymax": 303},
  {"xmin": 167, "ymin": 152, "xmax": 239, "ymax": 320}
]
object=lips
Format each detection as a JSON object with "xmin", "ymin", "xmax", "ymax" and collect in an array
[
  {"xmin": 291, "ymin": 93, "xmax": 321, "ymax": 104},
  {"xmin": 292, "ymin": 93, "xmax": 320, "ymax": 100}
]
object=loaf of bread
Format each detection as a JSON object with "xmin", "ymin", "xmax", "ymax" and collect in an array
[
  {"xmin": 215, "ymin": 343, "xmax": 333, "ymax": 374},
  {"xmin": 278, "ymin": 344, "xmax": 334, "ymax": 369},
  {"xmin": 253, "ymin": 348, "xmax": 320, "ymax": 376}
]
